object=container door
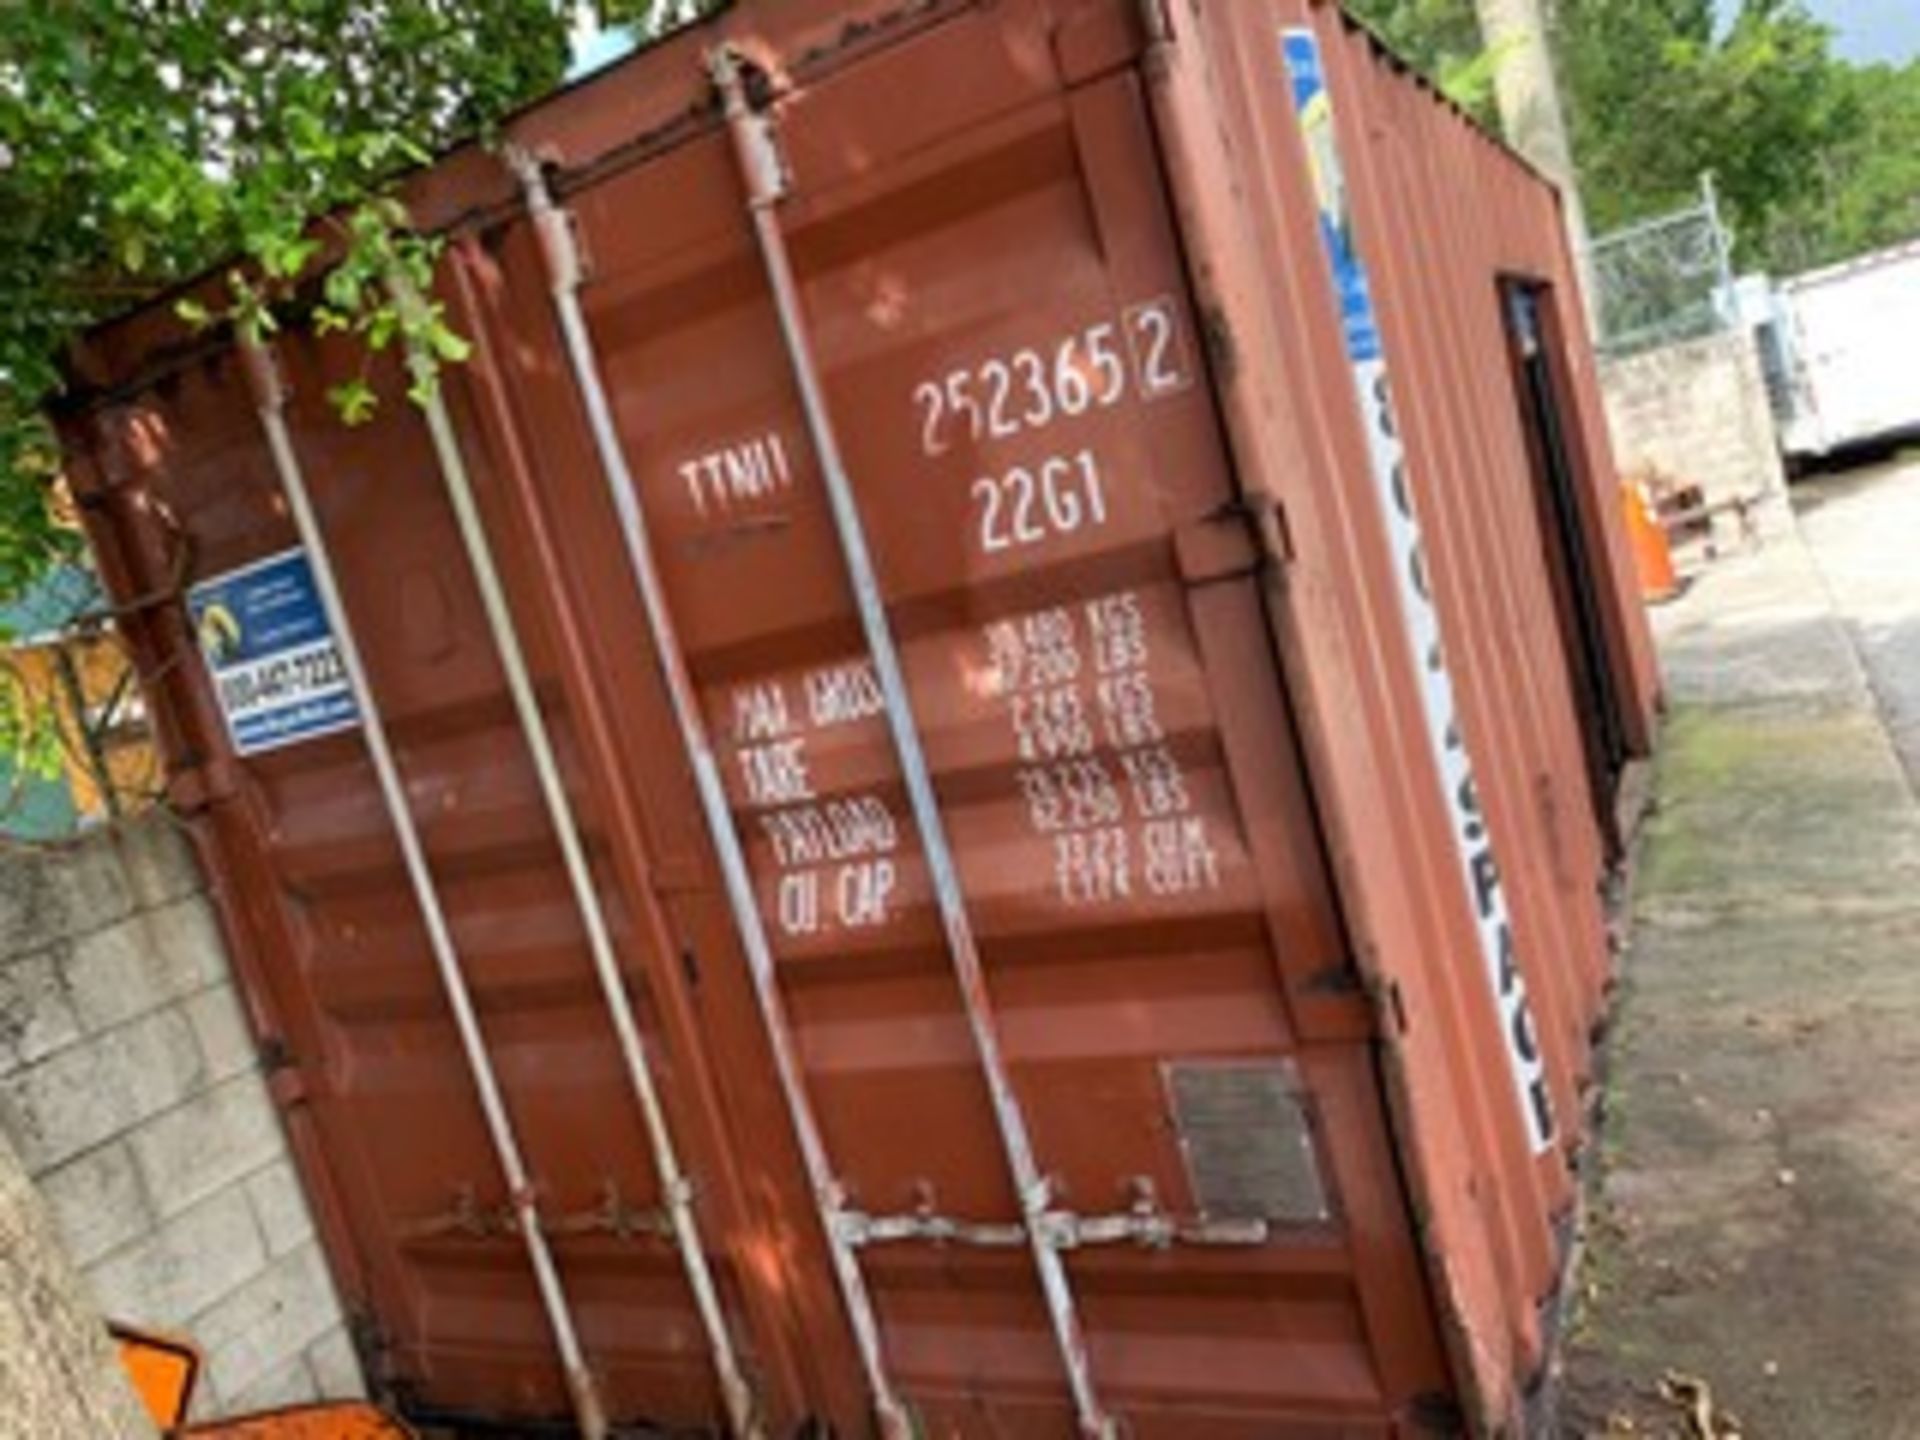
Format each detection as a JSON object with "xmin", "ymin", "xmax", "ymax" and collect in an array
[
  {"xmin": 1501, "ymin": 280, "xmax": 1630, "ymax": 847},
  {"xmin": 528, "ymin": 10, "xmax": 1452, "ymax": 1432},
  {"xmin": 63, "ymin": 307, "xmax": 811, "ymax": 1431}
]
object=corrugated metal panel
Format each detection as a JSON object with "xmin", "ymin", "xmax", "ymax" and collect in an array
[
  {"xmin": 1142, "ymin": 2, "xmax": 1658, "ymax": 1427},
  {"xmin": 56, "ymin": 0, "xmax": 1659, "ymax": 1433}
]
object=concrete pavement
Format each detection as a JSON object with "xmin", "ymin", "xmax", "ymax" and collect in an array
[
  {"xmin": 1556, "ymin": 455, "xmax": 1920, "ymax": 1438},
  {"xmin": 1796, "ymin": 458, "xmax": 1920, "ymax": 796}
]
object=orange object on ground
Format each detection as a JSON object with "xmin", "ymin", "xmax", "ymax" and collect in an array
[
  {"xmin": 116, "ymin": 1323, "xmax": 413, "ymax": 1438},
  {"xmin": 1623, "ymin": 477, "xmax": 1681, "ymax": 600},
  {"xmin": 114, "ymin": 1325, "xmax": 200, "ymax": 1429}
]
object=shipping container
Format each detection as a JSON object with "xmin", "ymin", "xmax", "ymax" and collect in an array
[{"xmin": 57, "ymin": 1, "xmax": 1659, "ymax": 1435}]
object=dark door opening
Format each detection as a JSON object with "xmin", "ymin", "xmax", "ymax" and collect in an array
[{"xmin": 1501, "ymin": 280, "xmax": 1629, "ymax": 854}]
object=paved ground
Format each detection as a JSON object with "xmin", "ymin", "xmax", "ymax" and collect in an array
[
  {"xmin": 1797, "ymin": 458, "xmax": 1920, "ymax": 796},
  {"xmin": 1556, "ymin": 455, "xmax": 1920, "ymax": 1438}
]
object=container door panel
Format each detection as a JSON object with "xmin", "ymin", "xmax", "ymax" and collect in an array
[{"xmin": 72, "ymin": 316, "xmax": 763, "ymax": 1429}]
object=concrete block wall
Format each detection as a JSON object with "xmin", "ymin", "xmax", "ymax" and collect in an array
[
  {"xmin": 1599, "ymin": 328, "xmax": 1791, "ymax": 537},
  {"xmin": 0, "ymin": 817, "xmax": 364, "ymax": 1420}
]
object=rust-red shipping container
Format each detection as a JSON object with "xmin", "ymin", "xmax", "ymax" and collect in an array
[{"xmin": 59, "ymin": 1, "xmax": 1660, "ymax": 1435}]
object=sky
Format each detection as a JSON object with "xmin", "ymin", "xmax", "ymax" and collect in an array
[{"xmin": 1721, "ymin": 0, "xmax": 1920, "ymax": 65}]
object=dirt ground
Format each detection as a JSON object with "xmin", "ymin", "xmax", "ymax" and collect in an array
[{"xmin": 1555, "ymin": 455, "xmax": 1920, "ymax": 1439}]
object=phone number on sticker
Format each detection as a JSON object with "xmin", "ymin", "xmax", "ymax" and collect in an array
[{"xmin": 217, "ymin": 647, "xmax": 346, "ymax": 716}]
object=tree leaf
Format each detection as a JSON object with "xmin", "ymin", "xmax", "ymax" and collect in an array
[
  {"xmin": 327, "ymin": 380, "xmax": 379, "ymax": 427},
  {"xmin": 428, "ymin": 324, "xmax": 472, "ymax": 364}
]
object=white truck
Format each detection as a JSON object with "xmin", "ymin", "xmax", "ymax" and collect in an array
[{"xmin": 1775, "ymin": 239, "xmax": 1920, "ymax": 459}]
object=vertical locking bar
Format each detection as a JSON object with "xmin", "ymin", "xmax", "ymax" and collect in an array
[
  {"xmin": 238, "ymin": 339, "xmax": 609, "ymax": 1440},
  {"xmin": 710, "ymin": 48, "xmax": 1117, "ymax": 1440},
  {"xmin": 504, "ymin": 149, "xmax": 913, "ymax": 1440},
  {"xmin": 383, "ymin": 269, "xmax": 766, "ymax": 1440}
]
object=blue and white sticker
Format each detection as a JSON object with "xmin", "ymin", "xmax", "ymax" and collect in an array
[
  {"xmin": 1282, "ymin": 27, "xmax": 1556, "ymax": 1154},
  {"xmin": 188, "ymin": 548, "xmax": 359, "ymax": 757}
]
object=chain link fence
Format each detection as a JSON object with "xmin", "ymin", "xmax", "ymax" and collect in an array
[{"xmin": 1587, "ymin": 177, "xmax": 1736, "ymax": 358}]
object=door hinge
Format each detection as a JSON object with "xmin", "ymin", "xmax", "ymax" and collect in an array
[
  {"xmin": 1173, "ymin": 491, "xmax": 1292, "ymax": 586},
  {"xmin": 261, "ymin": 1039, "xmax": 310, "ymax": 1107}
]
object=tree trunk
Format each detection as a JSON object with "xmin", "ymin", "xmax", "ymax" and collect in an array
[
  {"xmin": 0, "ymin": 1130, "xmax": 155, "ymax": 1439},
  {"xmin": 1473, "ymin": 0, "xmax": 1598, "ymax": 311}
]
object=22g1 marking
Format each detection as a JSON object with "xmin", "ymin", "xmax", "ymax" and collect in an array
[{"xmin": 973, "ymin": 450, "xmax": 1109, "ymax": 555}]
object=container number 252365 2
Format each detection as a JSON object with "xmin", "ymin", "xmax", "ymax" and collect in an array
[{"xmin": 911, "ymin": 300, "xmax": 1193, "ymax": 557}]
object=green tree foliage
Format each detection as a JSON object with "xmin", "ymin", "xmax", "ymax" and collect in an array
[
  {"xmin": 0, "ymin": 2, "xmax": 698, "ymax": 816},
  {"xmin": 1767, "ymin": 58, "xmax": 1920, "ymax": 269},
  {"xmin": 0, "ymin": 2, "xmax": 703, "ymax": 609},
  {"xmin": 1554, "ymin": 0, "xmax": 1855, "ymax": 264}
]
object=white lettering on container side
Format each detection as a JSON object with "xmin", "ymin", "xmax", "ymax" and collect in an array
[
  {"xmin": 1125, "ymin": 298, "xmax": 1197, "ymax": 400},
  {"xmin": 678, "ymin": 431, "xmax": 794, "ymax": 518},
  {"xmin": 723, "ymin": 665, "xmax": 904, "ymax": 939},
  {"xmin": 984, "ymin": 590, "xmax": 1224, "ymax": 909},
  {"xmin": 759, "ymin": 796, "xmax": 898, "ymax": 868},
  {"xmin": 732, "ymin": 680, "xmax": 795, "ymax": 743},
  {"xmin": 805, "ymin": 661, "xmax": 886, "ymax": 729},
  {"xmin": 910, "ymin": 300, "xmax": 1202, "ymax": 561},
  {"xmin": 912, "ymin": 300, "xmax": 1196, "ymax": 458},
  {"xmin": 972, "ymin": 450, "xmax": 1109, "ymax": 556},
  {"xmin": 1282, "ymin": 23, "xmax": 1554, "ymax": 1153},
  {"xmin": 737, "ymin": 738, "xmax": 813, "ymax": 808}
]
